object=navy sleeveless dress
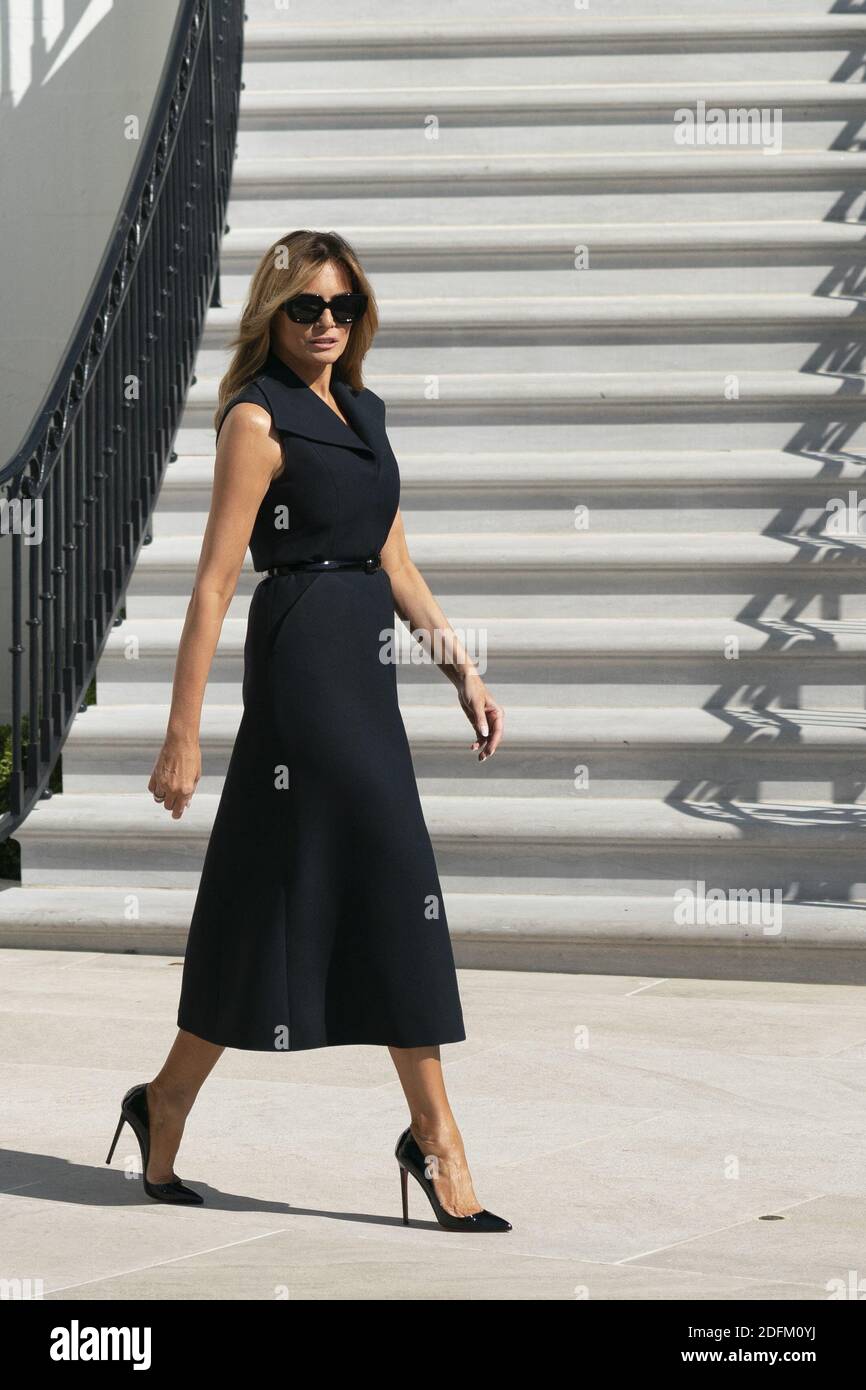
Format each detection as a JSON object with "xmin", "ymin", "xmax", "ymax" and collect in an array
[{"xmin": 176, "ymin": 349, "xmax": 466, "ymax": 1051}]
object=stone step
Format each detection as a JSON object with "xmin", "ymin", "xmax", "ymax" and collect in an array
[
  {"xmin": 160, "ymin": 447, "xmax": 866, "ymax": 490},
  {"xmin": 195, "ymin": 342, "xmax": 866, "ymax": 384},
  {"xmin": 238, "ymin": 81, "xmax": 866, "ymax": 128},
  {"xmin": 122, "ymin": 587, "xmax": 866, "ymax": 626},
  {"xmin": 242, "ymin": 50, "xmax": 853, "ymax": 92},
  {"xmin": 215, "ymin": 262, "xmax": 866, "ymax": 304},
  {"xmin": 102, "ymin": 575, "xmax": 866, "ymax": 697},
  {"xmin": 203, "ymin": 293, "xmax": 866, "ymax": 350},
  {"xmin": 218, "ymin": 221, "xmax": 866, "ymax": 271},
  {"xmin": 93, "ymin": 679, "xmax": 866, "ymax": 716},
  {"xmin": 240, "ymin": 13, "xmax": 866, "ymax": 58},
  {"xmin": 0, "ymin": 884, "xmax": 863, "ymax": 980},
  {"xmin": 124, "ymin": 531, "xmax": 866, "ymax": 587},
  {"xmin": 60, "ymin": 703, "xmax": 866, "ymax": 801},
  {"xmin": 230, "ymin": 150, "xmax": 866, "ymax": 198},
  {"xmin": 183, "ymin": 411, "xmax": 866, "ymax": 454},
  {"xmin": 235, "ymin": 118, "xmax": 856, "ymax": 163},
  {"xmin": 226, "ymin": 191, "xmax": 866, "ymax": 237},
  {"xmin": 214, "ymin": 265, "xmax": 866, "ymax": 301},
  {"xmin": 225, "ymin": 188, "xmax": 866, "ymax": 233},
  {"xmin": 181, "ymin": 371, "xmax": 866, "ymax": 429},
  {"xmin": 97, "ymin": 615, "xmax": 866, "ymax": 661},
  {"xmin": 61, "ymin": 701, "xmax": 866, "ymax": 753},
  {"xmin": 150, "ymin": 500, "xmax": 866, "ymax": 542},
  {"xmin": 236, "ymin": 129, "xmax": 853, "ymax": 170},
  {"xmin": 13, "ymin": 792, "xmax": 866, "ymax": 899},
  {"xmin": 91, "ymin": 614, "xmax": 866, "ymax": 709}
]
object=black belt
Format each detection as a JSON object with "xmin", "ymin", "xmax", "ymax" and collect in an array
[{"xmin": 266, "ymin": 554, "xmax": 381, "ymax": 576}]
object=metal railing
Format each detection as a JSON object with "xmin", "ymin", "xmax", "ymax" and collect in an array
[{"xmin": 0, "ymin": 0, "xmax": 244, "ymax": 837}]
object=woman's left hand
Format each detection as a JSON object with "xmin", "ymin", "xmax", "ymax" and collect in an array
[{"xmin": 457, "ymin": 671, "xmax": 504, "ymax": 761}]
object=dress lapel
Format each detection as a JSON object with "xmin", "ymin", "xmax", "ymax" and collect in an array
[
  {"xmin": 332, "ymin": 375, "xmax": 386, "ymax": 459},
  {"xmin": 261, "ymin": 349, "xmax": 378, "ymax": 458}
]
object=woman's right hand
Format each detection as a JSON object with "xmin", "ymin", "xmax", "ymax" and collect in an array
[{"xmin": 148, "ymin": 735, "xmax": 201, "ymax": 820}]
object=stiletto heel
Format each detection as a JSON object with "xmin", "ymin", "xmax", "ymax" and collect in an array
[
  {"xmin": 394, "ymin": 1127, "xmax": 511, "ymax": 1233},
  {"xmin": 105, "ymin": 1082, "xmax": 203, "ymax": 1205},
  {"xmin": 400, "ymin": 1164, "xmax": 409, "ymax": 1225},
  {"xmin": 105, "ymin": 1112, "xmax": 125, "ymax": 1165}
]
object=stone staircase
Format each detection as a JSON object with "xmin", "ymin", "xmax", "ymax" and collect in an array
[{"xmin": 4, "ymin": 1, "xmax": 866, "ymax": 979}]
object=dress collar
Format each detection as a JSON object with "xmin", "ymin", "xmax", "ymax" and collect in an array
[{"xmin": 261, "ymin": 348, "xmax": 379, "ymax": 456}]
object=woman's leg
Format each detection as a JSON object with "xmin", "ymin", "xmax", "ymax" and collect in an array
[
  {"xmin": 388, "ymin": 1044, "xmax": 483, "ymax": 1217},
  {"xmin": 144, "ymin": 1029, "xmax": 224, "ymax": 1183}
]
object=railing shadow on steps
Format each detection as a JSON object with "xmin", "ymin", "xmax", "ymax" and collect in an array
[
  {"xmin": 662, "ymin": 108, "xmax": 866, "ymax": 856},
  {"xmin": 0, "ymin": 0, "xmax": 244, "ymax": 841}
]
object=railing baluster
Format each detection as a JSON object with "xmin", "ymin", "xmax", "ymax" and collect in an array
[
  {"xmin": 9, "ymin": 529, "xmax": 23, "ymax": 816},
  {"xmin": 49, "ymin": 459, "xmax": 63, "ymax": 735},
  {"xmin": 26, "ymin": 529, "xmax": 40, "ymax": 798}
]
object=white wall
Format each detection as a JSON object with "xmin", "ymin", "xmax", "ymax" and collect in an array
[{"xmin": 0, "ymin": 0, "xmax": 183, "ymax": 465}]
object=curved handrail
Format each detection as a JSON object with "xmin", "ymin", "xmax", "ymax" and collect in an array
[{"xmin": 0, "ymin": 0, "xmax": 244, "ymax": 836}]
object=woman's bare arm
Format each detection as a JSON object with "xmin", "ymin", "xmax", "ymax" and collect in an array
[
  {"xmin": 147, "ymin": 404, "xmax": 283, "ymax": 818},
  {"xmin": 381, "ymin": 508, "xmax": 504, "ymax": 760}
]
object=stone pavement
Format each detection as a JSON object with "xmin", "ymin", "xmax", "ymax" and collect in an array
[{"xmin": 1, "ymin": 948, "xmax": 864, "ymax": 1300}]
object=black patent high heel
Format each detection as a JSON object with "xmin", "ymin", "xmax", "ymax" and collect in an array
[
  {"xmin": 395, "ymin": 1127, "xmax": 511, "ymax": 1232},
  {"xmin": 106, "ymin": 1082, "xmax": 203, "ymax": 1205}
]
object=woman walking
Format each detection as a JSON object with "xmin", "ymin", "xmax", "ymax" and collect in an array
[{"xmin": 106, "ymin": 230, "xmax": 509, "ymax": 1232}]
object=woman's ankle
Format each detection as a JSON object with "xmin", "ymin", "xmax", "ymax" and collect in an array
[
  {"xmin": 147, "ymin": 1076, "xmax": 194, "ymax": 1117},
  {"xmin": 410, "ymin": 1116, "xmax": 461, "ymax": 1150}
]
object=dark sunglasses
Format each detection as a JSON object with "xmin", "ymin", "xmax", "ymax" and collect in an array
[{"xmin": 282, "ymin": 292, "xmax": 368, "ymax": 325}]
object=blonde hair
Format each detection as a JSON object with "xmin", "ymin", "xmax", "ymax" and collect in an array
[{"xmin": 214, "ymin": 229, "xmax": 379, "ymax": 434}]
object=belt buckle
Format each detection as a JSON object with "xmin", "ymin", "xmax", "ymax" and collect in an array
[{"xmin": 364, "ymin": 554, "xmax": 380, "ymax": 573}]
